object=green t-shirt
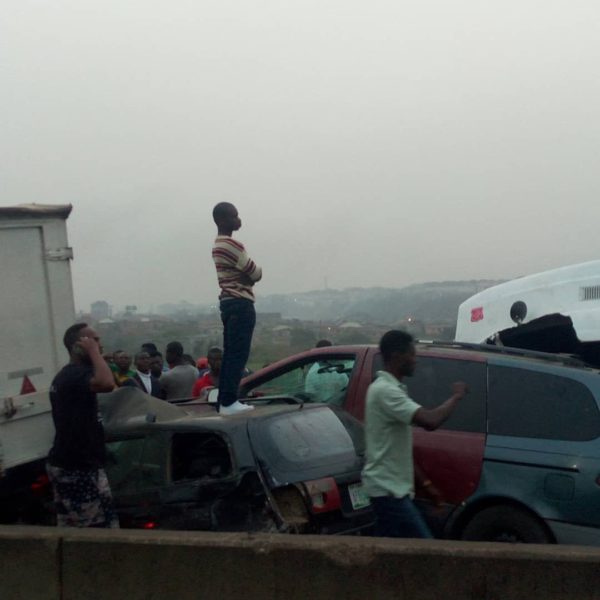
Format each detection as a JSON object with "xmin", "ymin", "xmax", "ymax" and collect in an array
[{"xmin": 362, "ymin": 370, "xmax": 421, "ymax": 499}]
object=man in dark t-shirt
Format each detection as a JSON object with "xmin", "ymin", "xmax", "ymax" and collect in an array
[{"xmin": 47, "ymin": 323, "xmax": 118, "ymax": 528}]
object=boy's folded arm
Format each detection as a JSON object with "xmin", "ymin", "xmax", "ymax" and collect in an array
[{"xmin": 237, "ymin": 252, "xmax": 262, "ymax": 283}]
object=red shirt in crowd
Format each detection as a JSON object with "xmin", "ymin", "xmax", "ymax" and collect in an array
[{"xmin": 192, "ymin": 372, "xmax": 217, "ymax": 398}]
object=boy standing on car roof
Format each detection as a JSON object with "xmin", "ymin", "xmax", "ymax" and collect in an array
[
  {"xmin": 212, "ymin": 202, "xmax": 262, "ymax": 415},
  {"xmin": 363, "ymin": 330, "xmax": 467, "ymax": 538},
  {"xmin": 46, "ymin": 323, "xmax": 119, "ymax": 528}
]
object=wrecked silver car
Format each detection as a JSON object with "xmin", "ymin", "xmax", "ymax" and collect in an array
[{"xmin": 100, "ymin": 389, "xmax": 373, "ymax": 534}]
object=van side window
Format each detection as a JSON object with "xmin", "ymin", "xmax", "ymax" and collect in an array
[
  {"xmin": 488, "ymin": 366, "xmax": 600, "ymax": 441},
  {"xmin": 372, "ymin": 353, "xmax": 486, "ymax": 433},
  {"xmin": 406, "ymin": 357, "xmax": 486, "ymax": 433}
]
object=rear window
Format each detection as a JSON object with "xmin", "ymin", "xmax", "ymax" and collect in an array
[
  {"xmin": 257, "ymin": 408, "xmax": 364, "ymax": 473},
  {"xmin": 488, "ymin": 366, "xmax": 600, "ymax": 441}
]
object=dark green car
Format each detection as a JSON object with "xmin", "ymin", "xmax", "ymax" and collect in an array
[{"xmin": 102, "ymin": 392, "xmax": 373, "ymax": 533}]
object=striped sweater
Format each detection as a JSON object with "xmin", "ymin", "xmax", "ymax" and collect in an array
[{"xmin": 212, "ymin": 235, "xmax": 262, "ymax": 302}]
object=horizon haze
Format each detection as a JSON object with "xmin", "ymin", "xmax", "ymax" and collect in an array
[{"xmin": 2, "ymin": 1, "xmax": 600, "ymax": 311}]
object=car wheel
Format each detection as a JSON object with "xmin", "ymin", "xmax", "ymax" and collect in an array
[{"xmin": 461, "ymin": 505, "xmax": 552, "ymax": 544}]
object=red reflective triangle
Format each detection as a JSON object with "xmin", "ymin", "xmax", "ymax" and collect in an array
[{"xmin": 20, "ymin": 375, "xmax": 37, "ymax": 395}]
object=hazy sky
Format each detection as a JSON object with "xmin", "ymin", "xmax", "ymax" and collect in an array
[{"xmin": 2, "ymin": 1, "xmax": 600, "ymax": 311}]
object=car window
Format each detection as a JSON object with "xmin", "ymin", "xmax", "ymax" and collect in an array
[
  {"xmin": 258, "ymin": 407, "xmax": 364, "ymax": 472},
  {"xmin": 488, "ymin": 366, "xmax": 600, "ymax": 441},
  {"xmin": 248, "ymin": 355, "xmax": 355, "ymax": 406},
  {"xmin": 105, "ymin": 438, "xmax": 146, "ymax": 494},
  {"xmin": 139, "ymin": 435, "xmax": 168, "ymax": 488},
  {"xmin": 407, "ymin": 357, "xmax": 486, "ymax": 433},
  {"xmin": 171, "ymin": 433, "xmax": 233, "ymax": 482},
  {"xmin": 106, "ymin": 436, "xmax": 168, "ymax": 493},
  {"xmin": 372, "ymin": 353, "xmax": 486, "ymax": 433}
]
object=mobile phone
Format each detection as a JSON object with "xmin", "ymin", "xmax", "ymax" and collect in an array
[{"xmin": 73, "ymin": 344, "xmax": 86, "ymax": 357}]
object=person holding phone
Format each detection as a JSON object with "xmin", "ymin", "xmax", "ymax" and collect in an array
[{"xmin": 46, "ymin": 323, "xmax": 118, "ymax": 527}]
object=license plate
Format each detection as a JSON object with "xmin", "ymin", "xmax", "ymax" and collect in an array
[{"xmin": 348, "ymin": 482, "xmax": 371, "ymax": 510}]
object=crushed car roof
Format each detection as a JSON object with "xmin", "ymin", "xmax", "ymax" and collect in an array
[{"xmin": 98, "ymin": 388, "xmax": 316, "ymax": 433}]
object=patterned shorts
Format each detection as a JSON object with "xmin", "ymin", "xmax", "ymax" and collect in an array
[{"xmin": 46, "ymin": 464, "xmax": 120, "ymax": 528}]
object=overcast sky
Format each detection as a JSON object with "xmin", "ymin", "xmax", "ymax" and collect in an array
[{"xmin": 2, "ymin": 1, "xmax": 600, "ymax": 311}]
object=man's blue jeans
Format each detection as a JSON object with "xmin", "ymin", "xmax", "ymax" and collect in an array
[
  {"xmin": 371, "ymin": 495, "xmax": 433, "ymax": 539},
  {"xmin": 218, "ymin": 298, "xmax": 256, "ymax": 407}
]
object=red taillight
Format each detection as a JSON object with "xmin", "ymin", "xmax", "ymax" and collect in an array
[
  {"xmin": 142, "ymin": 521, "xmax": 157, "ymax": 530},
  {"xmin": 30, "ymin": 474, "xmax": 50, "ymax": 495},
  {"xmin": 304, "ymin": 477, "xmax": 341, "ymax": 514}
]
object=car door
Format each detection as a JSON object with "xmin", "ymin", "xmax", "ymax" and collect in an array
[
  {"xmin": 485, "ymin": 362, "xmax": 600, "ymax": 534},
  {"xmin": 105, "ymin": 432, "xmax": 167, "ymax": 528},
  {"xmin": 407, "ymin": 356, "xmax": 487, "ymax": 506},
  {"xmin": 160, "ymin": 430, "xmax": 245, "ymax": 531},
  {"xmin": 368, "ymin": 352, "xmax": 487, "ymax": 510}
]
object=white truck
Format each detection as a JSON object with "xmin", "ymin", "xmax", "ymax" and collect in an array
[{"xmin": 0, "ymin": 204, "xmax": 76, "ymax": 521}]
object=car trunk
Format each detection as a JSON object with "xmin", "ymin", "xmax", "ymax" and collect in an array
[{"xmin": 247, "ymin": 405, "xmax": 372, "ymax": 533}]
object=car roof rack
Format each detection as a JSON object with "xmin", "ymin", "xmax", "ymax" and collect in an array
[{"xmin": 416, "ymin": 340, "xmax": 589, "ymax": 368}]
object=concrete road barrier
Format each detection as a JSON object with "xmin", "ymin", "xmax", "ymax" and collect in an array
[
  {"xmin": 0, "ymin": 527, "xmax": 60, "ymax": 600},
  {"xmin": 2, "ymin": 526, "xmax": 600, "ymax": 600}
]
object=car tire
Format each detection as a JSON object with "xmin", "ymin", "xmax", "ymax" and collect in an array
[{"xmin": 461, "ymin": 505, "xmax": 552, "ymax": 543}]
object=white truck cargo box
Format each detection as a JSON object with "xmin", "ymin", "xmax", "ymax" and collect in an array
[
  {"xmin": 0, "ymin": 204, "xmax": 75, "ymax": 473},
  {"xmin": 0, "ymin": 204, "xmax": 75, "ymax": 398}
]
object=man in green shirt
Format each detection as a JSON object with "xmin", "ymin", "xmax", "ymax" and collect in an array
[{"xmin": 363, "ymin": 330, "xmax": 467, "ymax": 538}]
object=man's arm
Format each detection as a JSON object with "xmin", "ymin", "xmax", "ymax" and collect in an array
[
  {"xmin": 236, "ymin": 249, "xmax": 262, "ymax": 284},
  {"xmin": 411, "ymin": 382, "xmax": 468, "ymax": 431},
  {"xmin": 77, "ymin": 337, "xmax": 115, "ymax": 393}
]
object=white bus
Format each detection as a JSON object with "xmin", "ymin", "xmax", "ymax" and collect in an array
[{"xmin": 455, "ymin": 260, "xmax": 600, "ymax": 367}]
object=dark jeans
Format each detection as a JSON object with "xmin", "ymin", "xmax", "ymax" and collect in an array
[
  {"xmin": 219, "ymin": 298, "xmax": 256, "ymax": 407},
  {"xmin": 371, "ymin": 495, "xmax": 433, "ymax": 539}
]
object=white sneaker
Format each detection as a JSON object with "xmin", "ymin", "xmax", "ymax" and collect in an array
[{"xmin": 219, "ymin": 401, "xmax": 255, "ymax": 415}]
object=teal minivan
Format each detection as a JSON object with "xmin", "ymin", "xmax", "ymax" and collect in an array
[{"xmin": 407, "ymin": 344, "xmax": 600, "ymax": 545}]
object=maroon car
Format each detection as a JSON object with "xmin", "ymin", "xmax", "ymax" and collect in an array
[{"xmin": 240, "ymin": 343, "xmax": 484, "ymax": 516}]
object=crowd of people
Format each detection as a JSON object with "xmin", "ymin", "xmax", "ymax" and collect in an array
[{"xmin": 103, "ymin": 342, "xmax": 223, "ymax": 401}]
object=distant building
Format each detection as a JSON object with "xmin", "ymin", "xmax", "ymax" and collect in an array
[{"xmin": 91, "ymin": 300, "xmax": 111, "ymax": 320}]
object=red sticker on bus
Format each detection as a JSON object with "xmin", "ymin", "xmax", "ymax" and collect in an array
[{"xmin": 471, "ymin": 307, "xmax": 484, "ymax": 322}]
